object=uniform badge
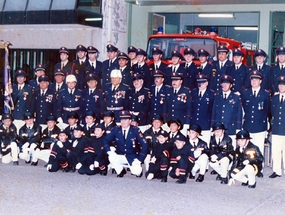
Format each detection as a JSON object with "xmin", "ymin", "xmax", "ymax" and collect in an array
[
  {"xmin": 131, "ymin": 138, "xmax": 136, "ymax": 148},
  {"xmin": 75, "ymin": 95, "xmax": 80, "ymax": 102},
  {"xmin": 258, "ymin": 102, "xmax": 264, "ymax": 110},
  {"xmin": 94, "ymin": 95, "xmax": 99, "ymax": 102},
  {"xmin": 46, "ymin": 95, "xmax": 53, "ymax": 102},
  {"xmin": 23, "ymin": 95, "xmax": 27, "ymax": 100},
  {"xmin": 139, "ymin": 133, "xmax": 143, "ymax": 138},
  {"xmin": 160, "ymin": 97, "xmax": 164, "ymax": 104},
  {"xmin": 138, "ymin": 95, "xmax": 145, "ymax": 103}
]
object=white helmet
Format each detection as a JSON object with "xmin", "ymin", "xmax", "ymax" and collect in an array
[{"xmin": 66, "ymin": 74, "xmax": 77, "ymax": 83}]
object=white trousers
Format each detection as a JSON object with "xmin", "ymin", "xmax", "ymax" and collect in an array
[
  {"xmin": 272, "ymin": 135, "xmax": 285, "ymax": 175},
  {"xmin": 144, "ymin": 154, "xmax": 151, "ymax": 172},
  {"xmin": 250, "ymin": 131, "xmax": 266, "ymax": 156},
  {"xmin": 200, "ymin": 130, "xmax": 211, "ymax": 148},
  {"xmin": 210, "ymin": 157, "xmax": 230, "ymax": 178},
  {"xmin": 1, "ymin": 142, "xmax": 19, "ymax": 163},
  {"xmin": 109, "ymin": 154, "xmax": 142, "ymax": 176},
  {"xmin": 192, "ymin": 153, "xmax": 209, "ymax": 176},
  {"xmin": 231, "ymin": 164, "xmax": 256, "ymax": 185},
  {"xmin": 35, "ymin": 149, "xmax": 51, "ymax": 163},
  {"xmin": 19, "ymin": 143, "xmax": 39, "ymax": 162}
]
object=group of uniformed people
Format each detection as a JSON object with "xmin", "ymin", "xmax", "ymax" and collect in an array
[{"xmin": 1, "ymin": 43, "xmax": 285, "ymax": 188}]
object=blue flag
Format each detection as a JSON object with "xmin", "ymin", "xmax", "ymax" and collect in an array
[{"xmin": 3, "ymin": 46, "xmax": 14, "ymax": 113}]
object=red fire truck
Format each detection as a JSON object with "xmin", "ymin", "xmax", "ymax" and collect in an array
[{"xmin": 146, "ymin": 27, "xmax": 255, "ymax": 66}]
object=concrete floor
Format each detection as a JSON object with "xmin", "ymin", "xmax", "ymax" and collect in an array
[{"xmin": 0, "ymin": 161, "xmax": 284, "ymax": 215}]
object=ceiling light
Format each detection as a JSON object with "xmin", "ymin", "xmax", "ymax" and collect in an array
[
  {"xmin": 198, "ymin": 14, "xmax": 233, "ymax": 18},
  {"xmin": 85, "ymin": 18, "xmax": 102, "ymax": 22},
  {"xmin": 234, "ymin": 27, "xmax": 258, "ymax": 31}
]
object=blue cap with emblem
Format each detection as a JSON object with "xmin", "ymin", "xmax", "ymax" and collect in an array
[
  {"xmin": 152, "ymin": 47, "xmax": 163, "ymax": 55},
  {"xmin": 59, "ymin": 47, "xmax": 69, "ymax": 55},
  {"xmin": 153, "ymin": 70, "xmax": 165, "ymax": 78},
  {"xmin": 171, "ymin": 72, "xmax": 184, "ymax": 80},
  {"xmin": 171, "ymin": 50, "xmax": 183, "ymax": 59},
  {"xmin": 151, "ymin": 114, "xmax": 164, "ymax": 123},
  {"xmin": 23, "ymin": 112, "xmax": 34, "ymax": 120},
  {"xmin": 128, "ymin": 46, "xmax": 137, "ymax": 54},
  {"xmin": 250, "ymin": 70, "xmax": 263, "ymax": 80},
  {"xmin": 119, "ymin": 110, "xmax": 132, "ymax": 119},
  {"xmin": 221, "ymin": 74, "xmax": 234, "ymax": 84},
  {"xmin": 188, "ymin": 124, "xmax": 202, "ymax": 135},
  {"xmin": 174, "ymin": 134, "xmax": 186, "ymax": 142},
  {"xmin": 46, "ymin": 115, "xmax": 57, "ymax": 122},
  {"xmin": 15, "ymin": 70, "xmax": 27, "ymax": 78},
  {"xmin": 118, "ymin": 52, "xmax": 129, "ymax": 60},
  {"xmin": 278, "ymin": 76, "xmax": 285, "ymax": 85},
  {"xmin": 133, "ymin": 73, "xmax": 144, "ymax": 81},
  {"xmin": 54, "ymin": 69, "xmax": 66, "ymax": 76},
  {"xmin": 212, "ymin": 122, "xmax": 227, "ymax": 131},
  {"xmin": 184, "ymin": 47, "xmax": 196, "ymax": 56},
  {"xmin": 198, "ymin": 49, "xmax": 210, "ymax": 57},
  {"xmin": 35, "ymin": 64, "xmax": 45, "ymax": 72},
  {"xmin": 76, "ymin": 45, "xmax": 87, "ymax": 52},
  {"xmin": 39, "ymin": 75, "xmax": 49, "ymax": 82},
  {"xmin": 67, "ymin": 112, "xmax": 79, "ymax": 120},
  {"xmin": 3, "ymin": 113, "xmax": 12, "ymax": 120},
  {"xmin": 106, "ymin": 44, "xmax": 118, "ymax": 52},
  {"xmin": 157, "ymin": 130, "xmax": 168, "ymax": 137},
  {"xmin": 196, "ymin": 74, "xmax": 209, "ymax": 83},
  {"xmin": 217, "ymin": 45, "xmax": 229, "ymax": 53},
  {"xmin": 254, "ymin": 49, "xmax": 266, "ymax": 57},
  {"xmin": 276, "ymin": 46, "xmax": 285, "ymax": 55},
  {"xmin": 233, "ymin": 49, "xmax": 245, "ymax": 57},
  {"xmin": 87, "ymin": 46, "xmax": 98, "ymax": 53},
  {"xmin": 137, "ymin": 48, "xmax": 147, "ymax": 56},
  {"xmin": 95, "ymin": 123, "xmax": 106, "ymax": 131},
  {"xmin": 84, "ymin": 110, "xmax": 96, "ymax": 118},
  {"xmin": 74, "ymin": 124, "xmax": 84, "ymax": 131},
  {"xmin": 86, "ymin": 73, "xmax": 99, "ymax": 82}
]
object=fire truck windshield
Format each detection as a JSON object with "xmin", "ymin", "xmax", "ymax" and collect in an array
[{"xmin": 147, "ymin": 37, "xmax": 217, "ymax": 61}]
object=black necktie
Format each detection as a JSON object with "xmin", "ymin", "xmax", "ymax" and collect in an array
[
  {"xmin": 92, "ymin": 63, "xmax": 94, "ymax": 69},
  {"xmin": 199, "ymin": 91, "xmax": 202, "ymax": 98},
  {"xmin": 112, "ymin": 87, "xmax": 115, "ymax": 92},
  {"xmin": 220, "ymin": 63, "xmax": 223, "ymax": 70},
  {"xmin": 218, "ymin": 138, "xmax": 221, "ymax": 145},
  {"xmin": 174, "ymin": 90, "xmax": 177, "ymax": 95},
  {"xmin": 57, "ymin": 85, "xmax": 60, "ymax": 92},
  {"xmin": 173, "ymin": 66, "xmax": 176, "ymax": 73},
  {"xmin": 156, "ymin": 88, "xmax": 159, "ymax": 97},
  {"xmin": 224, "ymin": 93, "xmax": 226, "ymax": 100},
  {"xmin": 281, "ymin": 95, "xmax": 284, "ymax": 104},
  {"xmin": 155, "ymin": 65, "xmax": 158, "ymax": 70},
  {"xmin": 258, "ymin": 66, "xmax": 261, "ymax": 71},
  {"xmin": 70, "ymin": 90, "xmax": 73, "ymax": 96},
  {"xmin": 253, "ymin": 91, "xmax": 256, "ymax": 98},
  {"xmin": 109, "ymin": 60, "xmax": 112, "ymax": 67},
  {"xmin": 236, "ymin": 66, "xmax": 238, "ymax": 71},
  {"xmin": 123, "ymin": 130, "xmax": 126, "ymax": 141}
]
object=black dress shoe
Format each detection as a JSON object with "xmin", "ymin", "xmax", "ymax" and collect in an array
[
  {"xmin": 62, "ymin": 167, "xmax": 70, "ymax": 172},
  {"xmin": 196, "ymin": 174, "xmax": 204, "ymax": 182},
  {"xmin": 100, "ymin": 169, "xmax": 107, "ymax": 176},
  {"xmin": 112, "ymin": 169, "xmax": 117, "ymax": 174},
  {"xmin": 256, "ymin": 172, "xmax": 263, "ymax": 178},
  {"xmin": 70, "ymin": 166, "xmax": 76, "ymax": 172},
  {"xmin": 117, "ymin": 168, "xmax": 127, "ymax": 178},
  {"xmin": 216, "ymin": 175, "xmax": 222, "ymax": 181},
  {"xmin": 221, "ymin": 177, "xmax": 228, "ymax": 184},
  {"xmin": 248, "ymin": 182, "xmax": 256, "ymax": 188},
  {"xmin": 211, "ymin": 170, "xmax": 218, "ymax": 175},
  {"xmin": 44, "ymin": 164, "xmax": 48, "ymax": 168},
  {"xmin": 161, "ymin": 177, "xmax": 167, "ymax": 182},
  {"xmin": 269, "ymin": 172, "xmax": 281, "ymax": 178},
  {"xmin": 189, "ymin": 172, "xmax": 195, "ymax": 179},
  {"xmin": 31, "ymin": 161, "xmax": 38, "ymax": 166},
  {"xmin": 176, "ymin": 179, "xmax": 186, "ymax": 184},
  {"xmin": 157, "ymin": 175, "xmax": 162, "ymax": 179},
  {"xmin": 241, "ymin": 181, "xmax": 248, "ymax": 186},
  {"xmin": 25, "ymin": 160, "xmax": 31, "ymax": 164},
  {"xmin": 13, "ymin": 161, "xmax": 19, "ymax": 166}
]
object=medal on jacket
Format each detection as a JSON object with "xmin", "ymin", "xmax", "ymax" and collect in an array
[
  {"xmin": 138, "ymin": 95, "xmax": 144, "ymax": 103},
  {"xmin": 75, "ymin": 95, "xmax": 79, "ymax": 102},
  {"xmin": 258, "ymin": 102, "xmax": 263, "ymax": 110},
  {"xmin": 94, "ymin": 95, "xmax": 99, "ymax": 102},
  {"xmin": 132, "ymin": 138, "xmax": 136, "ymax": 148},
  {"xmin": 177, "ymin": 94, "xmax": 181, "ymax": 101},
  {"xmin": 160, "ymin": 97, "xmax": 163, "ymax": 104},
  {"xmin": 46, "ymin": 95, "xmax": 53, "ymax": 102},
  {"xmin": 23, "ymin": 95, "xmax": 27, "ymax": 100}
]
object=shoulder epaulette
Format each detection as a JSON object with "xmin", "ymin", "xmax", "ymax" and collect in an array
[{"xmin": 34, "ymin": 88, "xmax": 40, "ymax": 92}]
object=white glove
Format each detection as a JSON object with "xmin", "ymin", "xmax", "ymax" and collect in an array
[
  {"xmin": 147, "ymin": 173, "xmax": 154, "ymax": 180},
  {"xmin": 211, "ymin": 155, "xmax": 218, "ymax": 162},
  {"xmin": 46, "ymin": 164, "xmax": 52, "ymax": 171},
  {"xmin": 243, "ymin": 160, "xmax": 250, "ymax": 165},
  {"xmin": 194, "ymin": 150, "xmax": 202, "ymax": 158},
  {"xmin": 89, "ymin": 164, "xmax": 94, "ymax": 171},
  {"xmin": 57, "ymin": 141, "xmax": 64, "ymax": 148},
  {"xmin": 150, "ymin": 156, "xmax": 156, "ymax": 163},
  {"xmin": 76, "ymin": 163, "xmax": 82, "ymax": 170},
  {"xmin": 57, "ymin": 117, "xmax": 63, "ymax": 124},
  {"xmin": 132, "ymin": 158, "xmax": 141, "ymax": 166},
  {"xmin": 0, "ymin": 115, "xmax": 2, "ymax": 120},
  {"xmin": 107, "ymin": 151, "xmax": 116, "ymax": 156},
  {"xmin": 22, "ymin": 142, "xmax": 29, "ymax": 149},
  {"xmin": 94, "ymin": 161, "xmax": 99, "ymax": 168},
  {"xmin": 40, "ymin": 142, "xmax": 44, "ymax": 148},
  {"xmin": 228, "ymin": 178, "xmax": 235, "ymax": 186}
]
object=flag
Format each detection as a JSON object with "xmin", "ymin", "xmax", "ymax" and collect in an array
[{"xmin": 3, "ymin": 46, "xmax": 14, "ymax": 113}]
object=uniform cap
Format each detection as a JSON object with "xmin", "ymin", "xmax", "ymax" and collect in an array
[
  {"xmin": 103, "ymin": 111, "xmax": 115, "ymax": 118},
  {"xmin": 86, "ymin": 73, "xmax": 99, "ymax": 82},
  {"xmin": 174, "ymin": 134, "xmax": 186, "ymax": 142},
  {"xmin": 198, "ymin": 49, "xmax": 210, "ymax": 57},
  {"xmin": 250, "ymin": 70, "xmax": 263, "ymax": 80},
  {"xmin": 128, "ymin": 46, "xmax": 137, "ymax": 54},
  {"xmin": 184, "ymin": 47, "xmax": 196, "ymax": 56},
  {"xmin": 110, "ymin": 69, "xmax": 122, "ymax": 78},
  {"xmin": 87, "ymin": 46, "xmax": 98, "ymax": 53},
  {"xmin": 212, "ymin": 122, "xmax": 227, "ymax": 131},
  {"xmin": 106, "ymin": 44, "xmax": 118, "ymax": 52},
  {"xmin": 117, "ymin": 52, "xmax": 129, "ymax": 60},
  {"xmin": 278, "ymin": 76, "xmax": 285, "ymax": 85},
  {"xmin": 24, "ymin": 112, "xmax": 33, "ymax": 120},
  {"xmin": 233, "ymin": 49, "xmax": 245, "ymax": 57},
  {"xmin": 196, "ymin": 74, "xmax": 209, "ymax": 83},
  {"xmin": 15, "ymin": 70, "xmax": 27, "ymax": 78},
  {"xmin": 171, "ymin": 50, "xmax": 183, "ymax": 59},
  {"xmin": 188, "ymin": 124, "xmax": 202, "ymax": 135},
  {"xmin": 84, "ymin": 111, "xmax": 96, "ymax": 118},
  {"xmin": 131, "ymin": 115, "xmax": 139, "ymax": 122},
  {"xmin": 254, "ymin": 49, "xmax": 266, "ymax": 57},
  {"xmin": 38, "ymin": 75, "xmax": 50, "ymax": 82},
  {"xmin": 157, "ymin": 130, "xmax": 168, "ymax": 137},
  {"xmin": 59, "ymin": 47, "xmax": 69, "ymax": 55},
  {"xmin": 74, "ymin": 124, "xmax": 84, "ymax": 131},
  {"xmin": 46, "ymin": 115, "xmax": 57, "ymax": 122},
  {"xmin": 153, "ymin": 70, "xmax": 165, "ymax": 78},
  {"xmin": 167, "ymin": 117, "xmax": 183, "ymax": 130},
  {"xmin": 119, "ymin": 110, "xmax": 132, "ymax": 119},
  {"xmin": 221, "ymin": 74, "xmax": 234, "ymax": 84},
  {"xmin": 3, "ymin": 113, "xmax": 12, "ymax": 120},
  {"xmin": 66, "ymin": 74, "xmax": 77, "ymax": 83},
  {"xmin": 76, "ymin": 45, "xmax": 87, "ymax": 52},
  {"xmin": 137, "ymin": 48, "xmax": 147, "ymax": 56},
  {"xmin": 171, "ymin": 72, "xmax": 184, "ymax": 80},
  {"xmin": 151, "ymin": 114, "xmax": 164, "ymax": 123},
  {"xmin": 152, "ymin": 47, "xmax": 163, "ymax": 55},
  {"xmin": 59, "ymin": 128, "xmax": 69, "ymax": 135},
  {"xmin": 133, "ymin": 73, "xmax": 144, "ymax": 81},
  {"xmin": 217, "ymin": 45, "xmax": 229, "ymax": 53},
  {"xmin": 95, "ymin": 123, "xmax": 106, "ymax": 131},
  {"xmin": 67, "ymin": 112, "xmax": 79, "ymax": 120},
  {"xmin": 236, "ymin": 130, "xmax": 251, "ymax": 139},
  {"xmin": 54, "ymin": 69, "xmax": 66, "ymax": 76},
  {"xmin": 276, "ymin": 46, "xmax": 285, "ymax": 55},
  {"xmin": 35, "ymin": 64, "xmax": 45, "ymax": 72}
]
